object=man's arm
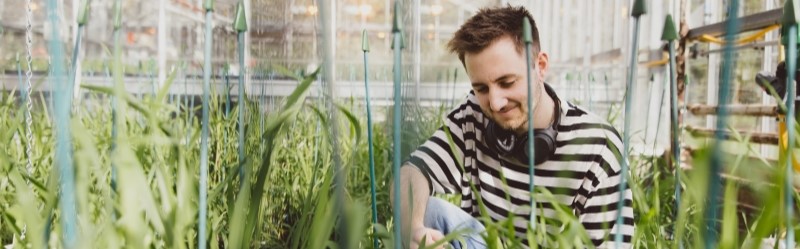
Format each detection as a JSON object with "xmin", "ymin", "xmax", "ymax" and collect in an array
[{"xmin": 390, "ymin": 165, "xmax": 445, "ymax": 248}]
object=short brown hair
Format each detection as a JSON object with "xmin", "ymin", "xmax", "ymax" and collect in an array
[{"xmin": 447, "ymin": 5, "xmax": 540, "ymax": 66}]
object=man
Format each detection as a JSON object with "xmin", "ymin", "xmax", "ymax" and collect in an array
[{"xmin": 392, "ymin": 5, "xmax": 634, "ymax": 249}]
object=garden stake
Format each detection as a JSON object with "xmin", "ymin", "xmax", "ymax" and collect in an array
[
  {"xmin": 235, "ymin": 0, "xmax": 247, "ymax": 186},
  {"xmin": 260, "ymin": 79, "xmax": 265, "ymax": 133},
  {"xmin": 69, "ymin": 0, "xmax": 91, "ymax": 109},
  {"xmin": 662, "ymin": 14, "xmax": 682, "ymax": 247},
  {"xmin": 318, "ymin": 1, "xmax": 347, "ymax": 247},
  {"xmin": 643, "ymin": 74, "xmax": 654, "ymax": 145},
  {"xmin": 47, "ymin": 0, "xmax": 78, "ymax": 247},
  {"xmin": 17, "ymin": 54, "xmax": 24, "ymax": 109},
  {"xmin": 650, "ymin": 74, "xmax": 667, "ymax": 158},
  {"xmin": 522, "ymin": 17, "xmax": 538, "ymax": 228},
  {"xmin": 781, "ymin": 1, "xmax": 799, "ymax": 247},
  {"xmin": 223, "ymin": 67, "xmax": 230, "ymax": 159},
  {"xmin": 605, "ymin": 74, "xmax": 611, "ymax": 118},
  {"xmin": 199, "ymin": 0, "xmax": 215, "ymax": 248},
  {"xmin": 361, "ymin": 29, "xmax": 379, "ymax": 249},
  {"xmin": 225, "ymin": 66, "xmax": 231, "ymax": 117},
  {"xmin": 587, "ymin": 73, "xmax": 594, "ymax": 111},
  {"xmin": 110, "ymin": 0, "xmax": 123, "ymax": 196},
  {"xmin": 706, "ymin": 0, "xmax": 740, "ymax": 247},
  {"xmin": 618, "ymin": 0, "xmax": 646, "ymax": 247},
  {"xmin": 391, "ymin": 1, "xmax": 405, "ymax": 247}
]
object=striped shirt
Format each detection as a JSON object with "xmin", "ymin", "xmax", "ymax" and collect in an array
[{"xmin": 407, "ymin": 88, "xmax": 634, "ymax": 248}]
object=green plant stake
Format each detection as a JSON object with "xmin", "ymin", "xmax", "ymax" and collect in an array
[
  {"xmin": 706, "ymin": 0, "xmax": 740, "ymax": 247},
  {"xmin": 260, "ymin": 80, "xmax": 265, "ymax": 132},
  {"xmin": 316, "ymin": 1, "xmax": 349, "ymax": 247},
  {"xmin": 223, "ymin": 66, "xmax": 230, "ymax": 159},
  {"xmin": 69, "ymin": 0, "xmax": 91, "ymax": 109},
  {"xmin": 225, "ymin": 66, "xmax": 231, "ymax": 117},
  {"xmin": 644, "ymin": 74, "xmax": 654, "ymax": 145},
  {"xmin": 150, "ymin": 60, "xmax": 158, "ymax": 97},
  {"xmin": 361, "ymin": 29, "xmax": 380, "ymax": 249},
  {"xmin": 661, "ymin": 14, "xmax": 682, "ymax": 247},
  {"xmin": 617, "ymin": 0, "xmax": 645, "ymax": 247},
  {"xmin": 587, "ymin": 73, "xmax": 594, "ymax": 111},
  {"xmin": 522, "ymin": 17, "xmax": 538, "ymax": 229},
  {"xmin": 781, "ymin": 1, "xmax": 799, "ymax": 247},
  {"xmin": 110, "ymin": 0, "xmax": 123, "ymax": 196},
  {"xmin": 391, "ymin": 1, "xmax": 404, "ymax": 247},
  {"xmin": 17, "ymin": 54, "xmax": 24, "ymax": 109},
  {"xmin": 200, "ymin": 1, "xmax": 214, "ymax": 248},
  {"xmin": 47, "ymin": 0, "xmax": 77, "ymax": 247},
  {"xmin": 235, "ymin": 0, "xmax": 247, "ymax": 186}
]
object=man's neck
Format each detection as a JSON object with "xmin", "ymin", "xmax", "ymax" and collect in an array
[{"xmin": 515, "ymin": 85, "xmax": 555, "ymax": 134}]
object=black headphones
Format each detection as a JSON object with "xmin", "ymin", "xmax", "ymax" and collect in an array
[{"xmin": 483, "ymin": 84, "xmax": 561, "ymax": 165}]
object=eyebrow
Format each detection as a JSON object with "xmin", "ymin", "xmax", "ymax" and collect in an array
[{"xmin": 471, "ymin": 74, "xmax": 516, "ymax": 87}]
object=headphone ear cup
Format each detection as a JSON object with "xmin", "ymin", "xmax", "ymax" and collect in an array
[{"xmin": 532, "ymin": 128, "xmax": 558, "ymax": 164}]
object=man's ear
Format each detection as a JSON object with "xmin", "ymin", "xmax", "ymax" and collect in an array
[{"xmin": 537, "ymin": 51, "xmax": 549, "ymax": 78}]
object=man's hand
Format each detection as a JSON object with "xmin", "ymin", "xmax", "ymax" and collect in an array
[{"xmin": 410, "ymin": 226, "xmax": 446, "ymax": 249}]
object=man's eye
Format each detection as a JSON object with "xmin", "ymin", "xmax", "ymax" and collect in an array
[
  {"xmin": 474, "ymin": 87, "xmax": 488, "ymax": 93},
  {"xmin": 501, "ymin": 81, "xmax": 514, "ymax": 87}
]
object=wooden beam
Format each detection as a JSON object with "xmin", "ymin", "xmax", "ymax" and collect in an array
[
  {"xmin": 686, "ymin": 8, "xmax": 782, "ymax": 40},
  {"xmin": 686, "ymin": 126, "xmax": 779, "ymax": 144},
  {"xmin": 687, "ymin": 104, "xmax": 780, "ymax": 117}
]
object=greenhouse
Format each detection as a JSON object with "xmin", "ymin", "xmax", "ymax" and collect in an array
[{"xmin": 1, "ymin": 0, "xmax": 799, "ymax": 248}]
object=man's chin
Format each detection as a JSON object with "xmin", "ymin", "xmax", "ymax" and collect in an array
[{"xmin": 496, "ymin": 121, "xmax": 524, "ymax": 132}]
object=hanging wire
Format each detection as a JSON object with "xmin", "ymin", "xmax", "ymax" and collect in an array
[{"xmin": 23, "ymin": 0, "xmax": 35, "ymax": 177}]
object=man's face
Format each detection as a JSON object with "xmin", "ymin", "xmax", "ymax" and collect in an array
[{"xmin": 465, "ymin": 36, "xmax": 546, "ymax": 133}]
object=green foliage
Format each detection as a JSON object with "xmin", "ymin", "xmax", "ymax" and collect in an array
[{"xmin": 1, "ymin": 68, "xmax": 799, "ymax": 249}]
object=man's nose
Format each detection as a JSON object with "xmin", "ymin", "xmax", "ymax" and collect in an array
[{"xmin": 489, "ymin": 91, "xmax": 508, "ymax": 112}]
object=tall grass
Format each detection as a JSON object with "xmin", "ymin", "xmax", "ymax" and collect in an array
[{"xmin": 1, "ymin": 69, "xmax": 800, "ymax": 248}]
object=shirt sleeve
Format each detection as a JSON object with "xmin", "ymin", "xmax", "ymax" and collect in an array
[
  {"xmin": 405, "ymin": 102, "xmax": 472, "ymax": 195},
  {"xmin": 579, "ymin": 129, "xmax": 634, "ymax": 248}
]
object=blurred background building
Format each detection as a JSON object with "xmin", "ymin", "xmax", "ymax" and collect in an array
[{"xmin": 0, "ymin": 0, "xmax": 785, "ymax": 158}]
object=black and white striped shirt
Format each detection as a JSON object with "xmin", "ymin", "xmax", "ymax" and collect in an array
[{"xmin": 407, "ymin": 88, "xmax": 634, "ymax": 248}]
